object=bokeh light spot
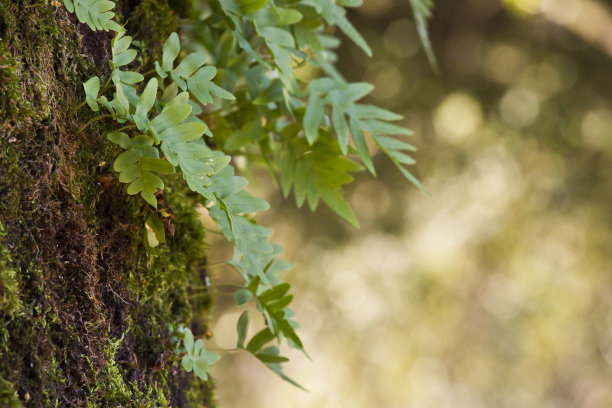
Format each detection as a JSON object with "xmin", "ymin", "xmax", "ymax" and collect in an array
[
  {"xmin": 433, "ymin": 92, "xmax": 482, "ymax": 143},
  {"xmin": 384, "ymin": 18, "xmax": 421, "ymax": 58},
  {"xmin": 581, "ymin": 109, "xmax": 612, "ymax": 150},
  {"xmin": 499, "ymin": 86, "xmax": 540, "ymax": 128},
  {"xmin": 540, "ymin": 0, "xmax": 582, "ymax": 25},
  {"xmin": 484, "ymin": 44, "xmax": 528, "ymax": 84},
  {"xmin": 364, "ymin": 61, "xmax": 403, "ymax": 100}
]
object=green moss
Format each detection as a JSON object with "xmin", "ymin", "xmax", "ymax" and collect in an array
[
  {"xmin": 0, "ymin": 224, "xmax": 21, "ymax": 318},
  {"xmin": 0, "ymin": 1, "xmax": 216, "ymax": 405},
  {"xmin": 0, "ymin": 44, "xmax": 33, "ymax": 125},
  {"xmin": 124, "ymin": 178, "xmax": 216, "ymax": 406},
  {"xmin": 0, "ymin": 376, "xmax": 22, "ymax": 408},
  {"xmin": 126, "ymin": 0, "xmax": 180, "ymax": 64},
  {"xmin": 81, "ymin": 336, "xmax": 171, "ymax": 407}
]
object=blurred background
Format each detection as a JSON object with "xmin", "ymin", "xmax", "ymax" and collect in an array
[{"xmin": 207, "ymin": 0, "xmax": 612, "ymax": 407}]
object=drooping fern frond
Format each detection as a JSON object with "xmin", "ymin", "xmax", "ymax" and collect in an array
[
  {"xmin": 303, "ymin": 0, "xmax": 371, "ymax": 57},
  {"xmin": 302, "ymin": 77, "xmax": 426, "ymax": 195},
  {"xmin": 278, "ymin": 134, "xmax": 362, "ymax": 227},
  {"xmin": 410, "ymin": 0, "xmax": 438, "ymax": 71},
  {"xmin": 63, "ymin": 0, "xmax": 123, "ymax": 32},
  {"xmin": 192, "ymin": 0, "xmax": 426, "ymax": 224}
]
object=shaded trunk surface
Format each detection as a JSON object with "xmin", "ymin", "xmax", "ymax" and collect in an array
[{"xmin": 0, "ymin": 1, "xmax": 214, "ymax": 406}]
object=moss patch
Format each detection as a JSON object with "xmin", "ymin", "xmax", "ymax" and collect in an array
[
  {"xmin": 0, "ymin": 224, "xmax": 21, "ymax": 318},
  {"xmin": 0, "ymin": 0, "xmax": 215, "ymax": 406}
]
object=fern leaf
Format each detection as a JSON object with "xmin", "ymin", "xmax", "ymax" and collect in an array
[
  {"xmin": 373, "ymin": 133, "xmax": 428, "ymax": 194},
  {"xmin": 304, "ymin": 94, "xmax": 325, "ymax": 144},
  {"xmin": 153, "ymin": 34, "xmax": 235, "ymax": 106},
  {"xmin": 410, "ymin": 0, "xmax": 438, "ymax": 71},
  {"xmin": 134, "ymin": 78, "xmax": 158, "ymax": 131},
  {"xmin": 83, "ymin": 76, "xmax": 100, "ymax": 112},
  {"xmin": 187, "ymin": 67, "xmax": 236, "ymax": 105},
  {"xmin": 180, "ymin": 328, "xmax": 220, "ymax": 381},
  {"xmin": 241, "ymin": 0, "xmax": 267, "ymax": 15},
  {"xmin": 333, "ymin": 10, "xmax": 372, "ymax": 57},
  {"xmin": 63, "ymin": 0, "xmax": 123, "ymax": 32},
  {"xmin": 304, "ymin": 0, "xmax": 371, "ymax": 56},
  {"xmin": 205, "ymin": 169, "xmax": 276, "ymax": 284},
  {"xmin": 280, "ymin": 137, "xmax": 361, "ymax": 227},
  {"xmin": 161, "ymin": 32, "xmax": 181, "ymax": 72},
  {"xmin": 251, "ymin": 5, "xmax": 303, "ymax": 26},
  {"xmin": 348, "ymin": 117, "xmax": 374, "ymax": 175},
  {"xmin": 108, "ymin": 133, "xmax": 174, "ymax": 207}
]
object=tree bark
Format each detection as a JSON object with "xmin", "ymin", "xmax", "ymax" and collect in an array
[{"xmin": 0, "ymin": 1, "xmax": 214, "ymax": 406}]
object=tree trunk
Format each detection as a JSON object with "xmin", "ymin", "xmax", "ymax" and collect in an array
[{"xmin": 0, "ymin": 1, "xmax": 214, "ymax": 406}]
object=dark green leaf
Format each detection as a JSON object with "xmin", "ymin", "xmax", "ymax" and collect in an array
[
  {"xmin": 255, "ymin": 352, "xmax": 289, "ymax": 364},
  {"xmin": 233, "ymin": 288, "xmax": 252, "ymax": 305},
  {"xmin": 236, "ymin": 311, "xmax": 249, "ymax": 348},
  {"xmin": 145, "ymin": 213, "xmax": 165, "ymax": 247},
  {"xmin": 241, "ymin": 0, "xmax": 267, "ymax": 14},
  {"xmin": 246, "ymin": 328, "xmax": 275, "ymax": 353},
  {"xmin": 258, "ymin": 283, "xmax": 290, "ymax": 303}
]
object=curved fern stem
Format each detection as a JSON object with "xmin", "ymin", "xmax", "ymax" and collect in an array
[
  {"xmin": 201, "ymin": 261, "xmax": 230, "ymax": 269},
  {"xmin": 68, "ymin": 100, "xmax": 87, "ymax": 116},
  {"xmin": 99, "ymin": 75, "xmax": 114, "ymax": 95},
  {"xmin": 114, "ymin": 124, "xmax": 136, "ymax": 132},
  {"xmin": 24, "ymin": 2, "xmax": 45, "ymax": 8},
  {"xmin": 78, "ymin": 114, "xmax": 113, "ymax": 133},
  {"xmin": 215, "ymin": 284, "xmax": 245, "ymax": 291}
]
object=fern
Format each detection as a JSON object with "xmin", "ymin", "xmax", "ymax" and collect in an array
[
  {"xmin": 154, "ymin": 33, "xmax": 235, "ymax": 105},
  {"xmin": 235, "ymin": 306, "xmax": 306, "ymax": 390},
  {"xmin": 303, "ymin": 77, "xmax": 426, "ymax": 193},
  {"xmin": 410, "ymin": 0, "xmax": 438, "ymax": 71},
  {"xmin": 77, "ymin": 27, "xmax": 303, "ymax": 383},
  {"xmin": 66, "ymin": 0, "xmax": 432, "ymax": 392},
  {"xmin": 107, "ymin": 132, "xmax": 174, "ymax": 207},
  {"xmin": 302, "ymin": 0, "xmax": 371, "ymax": 57},
  {"xmin": 179, "ymin": 328, "xmax": 220, "ymax": 381},
  {"xmin": 279, "ymin": 135, "xmax": 362, "ymax": 227},
  {"xmin": 63, "ymin": 0, "xmax": 123, "ymax": 32}
]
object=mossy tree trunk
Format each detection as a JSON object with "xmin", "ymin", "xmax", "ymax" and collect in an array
[{"xmin": 0, "ymin": 1, "xmax": 215, "ymax": 406}]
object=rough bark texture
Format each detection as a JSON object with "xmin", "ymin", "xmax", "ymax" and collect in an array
[{"xmin": 0, "ymin": 1, "xmax": 215, "ymax": 406}]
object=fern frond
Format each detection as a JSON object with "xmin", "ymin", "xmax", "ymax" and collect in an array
[
  {"xmin": 410, "ymin": 0, "xmax": 438, "ymax": 71},
  {"xmin": 279, "ymin": 136, "xmax": 361, "ymax": 228},
  {"xmin": 238, "ymin": 312, "xmax": 307, "ymax": 390},
  {"xmin": 302, "ymin": 0, "xmax": 371, "ymax": 56},
  {"xmin": 107, "ymin": 132, "xmax": 174, "ymax": 207},
  {"xmin": 154, "ymin": 34, "xmax": 235, "ymax": 105},
  {"xmin": 301, "ymin": 77, "xmax": 423, "ymax": 195},
  {"xmin": 63, "ymin": 0, "xmax": 123, "ymax": 32}
]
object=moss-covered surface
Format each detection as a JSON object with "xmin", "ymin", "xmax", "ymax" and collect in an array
[{"xmin": 0, "ymin": 1, "xmax": 215, "ymax": 406}]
